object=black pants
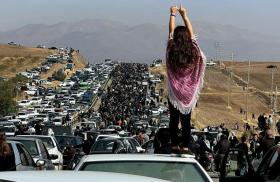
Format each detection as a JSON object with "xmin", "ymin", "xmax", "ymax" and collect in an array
[{"xmin": 168, "ymin": 101, "xmax": 191, "ymax": 148}]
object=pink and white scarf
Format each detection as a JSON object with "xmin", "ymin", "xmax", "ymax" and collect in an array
[{"xmin": 166, "ymin": 38, "xmax": 206, "ymax": 114}]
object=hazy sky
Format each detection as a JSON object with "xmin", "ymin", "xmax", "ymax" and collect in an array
[{"xmin": 0, "ymin": 0, "xmax": 279, "ymax": 37}]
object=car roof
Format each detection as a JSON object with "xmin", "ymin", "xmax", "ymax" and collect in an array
[
  {"xmin": 0, "ymin": 171, "xmax": 169, "ymax": 182},
  {"xmin": 80, "ymin": 154, "xmax": 196, "ymax": 163},
  {"xmin": 17, "ymin": 135, "xmax": 54, "ymax": 138},
  {"xmin": 8, "ymin": 137, "xmax": 40, "ymax": 142}
]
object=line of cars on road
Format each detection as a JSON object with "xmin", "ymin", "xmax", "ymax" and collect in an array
[{"xmin": 1, "ymin": 62, "xmax": 115, "ymax": 134}]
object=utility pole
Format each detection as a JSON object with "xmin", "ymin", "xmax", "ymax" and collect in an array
[
  {"xmin": 266, "ymin": 65, "xmax": 277, "ymax": 114},
  {"xmin": 275, "ymin": 85, "xmax": 278, "ymax": 115},
  {"xmin": 215, "ymin": 42, "xmax": 222, "ymax": 69},
  {"xmin": 227, "ymin": 53, "xmax": 234, "ymax": 109},
  {"xmin": 245, "ymin": 59, "xmax": 251, "ymax": 121}
]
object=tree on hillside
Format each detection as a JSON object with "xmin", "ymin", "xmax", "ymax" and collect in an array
[
  {"xmin": 52, "ymin": 68, "xmax": 66, "ymax": 81},
  {"xmin": 0, "ymin": 81, "xmax": 17, "ymax": 116}
]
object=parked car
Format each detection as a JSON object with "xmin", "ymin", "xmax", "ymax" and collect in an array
[
  {"xmin": 8, "ymin": 137, "xmax": 56, "ymax": 170},
  {"xmin": 6, "ymin": 141, "xmax": 46, "ymax": 171},
  {"xmin": 18, "ymin": 100, "xmax": 32, "ymax": 108},
  {"xmin": 219, "ymin": 146, "xmax": 280, "ymax": 182},
  {"xmin": 75, "ymin": 154, "xmax": 213, "ymax": 182},
  {"xmin": 55, "ymin": 135, "xmax": 84, "ymax": 169},
  {"xmin": 17, "ymin": 135, "xmax": 63, "ymax": 170}
]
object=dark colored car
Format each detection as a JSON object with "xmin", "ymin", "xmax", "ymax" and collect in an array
[
  {"xmin": 90, "ymin": 138, "xmax": 142, "ymax": 154},
  {"xmin": 220, "ymin": 145, "xmax": 280, "ymax": 182},
  {"xmin": 55, "ymin": 135, "xmax": 84, "ymax": 169}
]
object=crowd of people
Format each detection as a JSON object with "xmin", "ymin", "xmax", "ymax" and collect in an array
[{"xmin": 99, "ymin": 63, "xmax": 149, "ymax": 130}]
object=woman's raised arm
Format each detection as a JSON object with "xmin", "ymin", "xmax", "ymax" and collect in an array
[
  {"xmin": 179, "ymin": 5, "xmax": 194, "ymax": 39},
  {"xmin": 169, "ymin": 6, "xmax": 177, "ymax": 39}
]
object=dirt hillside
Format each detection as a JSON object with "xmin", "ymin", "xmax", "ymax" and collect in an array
[{"xmin": 0, "ymin": 44, "xmax": 55, "ymax": 78}]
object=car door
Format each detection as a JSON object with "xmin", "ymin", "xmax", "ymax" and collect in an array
[
  {"xmin": 256, "ymin": 146, "xmax": 280, "ymax": 181},
  {"xmin": 38, "ymin": 140, "xmax": 55, "ymax": 170},
  {"xmin": 219, "ymin": 147, "xmax": 262, "ymax": 182},
  {"xmin": 16, "ymin": 143, "xmax": 36, "ymax": 171}
]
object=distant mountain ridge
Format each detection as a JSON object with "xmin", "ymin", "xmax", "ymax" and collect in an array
[{"xmin": 0, "ymin": 19, "xmax": 279, "ymax": 63}]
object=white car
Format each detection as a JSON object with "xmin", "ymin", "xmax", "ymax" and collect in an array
[
  {"xmin": 17, "ymin": 112, "xmax": 30, "ymax": 119},
  {"xmin": 150, "ymin": 108, "xmax": 160, "ymax": 116},
  {"xmin": 17, "ymin": 135, "xmax": 64, "ymax": 170},
  {"xmin": 5, "ymin": 141, "xmax": 45, "ymax": 171},
  {"xmin": 74, "ymin": 154, "xmax": 213, "ymax": 182},
  {"xmin": 24, "ymin": 88, "xmax": 38, "ymax": 96},
  {"xmin": 69, "ymin": 97, "xmax": 76, "ymax": 105},
  {"xmin": 45, "ymin": 93, "xmax": 56, "ymax": 100},
  {"xmin": 150, "ymin": 77, "xmax": 161, "ymax": 83},
  {"xmin": 30, "ymin": 97, "xmax": 42, "ymax": 105},
  {"xmin": 0, "ymin": 171, "xmax": 169, "ymax": 182},
  {"xmin": 18, "ymin": 100, "xmax": 32, "ymax": 108}
]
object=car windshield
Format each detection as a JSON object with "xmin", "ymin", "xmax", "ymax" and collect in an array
[
  {"xmin": 80, "ymin": 161, "xmax": 209, "ymax": 182},
  {"xmin": 91, "ymin": 140, "xmax": 115, "ymax": 153},
  {"xmin": 17, "ymin": 140, "xmax": 38, "ymax": 156},
  {"xmin": 55, "ymin": 136, "xmax": 80, "ymax": 147}
]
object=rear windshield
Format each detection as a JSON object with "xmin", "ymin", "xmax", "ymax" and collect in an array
[{"xmin": 80, "ymin": 161, "xmax": 209, "ymax": 182}]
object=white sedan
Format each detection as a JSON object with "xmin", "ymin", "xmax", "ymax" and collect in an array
[
  {"xmin": 0, "ymin": 171, "xmax": 168, "ymax": 182},
  {"xmin": 74, "ymin": 154, "xmax": 213, "ymax": 182},
  {"xmin": 18, "ymin": 100, "xmax": 32, "ymax": 108}
]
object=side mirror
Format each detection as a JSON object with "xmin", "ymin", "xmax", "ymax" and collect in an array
[
  {"xmin": 49, "ymin": 154, "xmax": 58, "ymax": 160},
  {"xmin": 36, "ymin": 159, "xmax": 46, "ymax": 167}
]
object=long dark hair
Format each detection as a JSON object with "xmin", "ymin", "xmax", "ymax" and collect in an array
[{"xmin": 167, "ymin": 26, "xmax": 199, "ymax": 72}]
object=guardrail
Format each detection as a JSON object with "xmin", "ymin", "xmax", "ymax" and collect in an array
[{"xmin": 70, "ymin": 77, "xmax": 112, "ymax": 128}]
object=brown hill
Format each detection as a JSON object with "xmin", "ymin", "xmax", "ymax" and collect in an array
[{"xmin": 0, "ymin": 44, "xmax": 54, "ymax": 78}]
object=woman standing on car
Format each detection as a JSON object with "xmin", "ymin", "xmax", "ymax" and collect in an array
[{"xmin": 166, "ymin": 5, "xmax": 206, "ymax": 154}]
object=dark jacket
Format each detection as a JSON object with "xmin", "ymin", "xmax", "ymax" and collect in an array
[{"xmin": 214, "ymin": 138, "xmax": 230, "ymax": 155}]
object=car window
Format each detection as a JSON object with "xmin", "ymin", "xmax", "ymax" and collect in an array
[
  {"xmin": 37, "ymin": 137, "xmax": 55, "ymax": 149},
  {"xmin": 16, "ymin": 140, "xmax": 38, "ymax": 156},
  {"xmin": 80, "ymin": 161, "xmax": 209, "ymax": 182},
  {"xmin": 38, "ymin": 141, "xmax": 48, "ymax": 159},
  {"xmin": 258, "ymin": 147, "xmax": 276, "ymax": 176},
  {"xmin": 92, "ymin": 140, "xmax": 114, "ymax": 152},
  {"xmin": 16, "ymin": 144, "xmax": 34, "ymax": 166},
  {"xmin": 257, "ymin": 147, "xmax": 280, "ymax": 181}
]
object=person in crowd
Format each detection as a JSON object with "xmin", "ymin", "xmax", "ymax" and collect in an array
[
  {"xmin": 228, "ymin": 131, "xmax": 239, "ymax": 147},
  {"xmin": 197, "ymin": 135, "xmax": 213, "ymax": 155},
  {"xmin": 0, "ymin": 128, "xmax": 16, "ymax": 171},
  {"xmin": 35, "ymin": 120, "xmax": 43, "ymax": 135},
  {"xmin": 166, "ymin": 5, "xmax": 206, "ymax": 154},
  {"xmin": 134, "ymin": 130, "xmax": 145, "ymax": 146},
  {"xmin": 258, "ymin": 129, "xmax": 275, "ymax": 157},
  {"xmin": 267, "ymin": 115, "xmax": 273, "ymax": 128},
  {"xmin": 250, "ymin": 133, "xmax": 260, "ymax": 159},
  {"xmin": 237, "ymin": 135, "xmax": 249, "ymax": 154},
  {"xmin": 236, "ymin": 136, "xmax": 249, "ymax": 176},
  {"xmin": 154, "ymin": 128, "xmax": 171, "ymax": 154},
  {"xmin": 74, "ymin": 126, "xmax": 83, "ymax": 138},
  {"xmin": 213, "ymin": 134, "xmax": 230, "ymax": 172}
]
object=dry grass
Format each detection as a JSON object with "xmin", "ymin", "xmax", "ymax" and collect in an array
[
  {"xmin": 150, "ymin": 63, "xmax": 277, "ymax": 129},
  {"xmin": 0, "ymin": 44, "xmax": 54, "ymax": 78}
]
